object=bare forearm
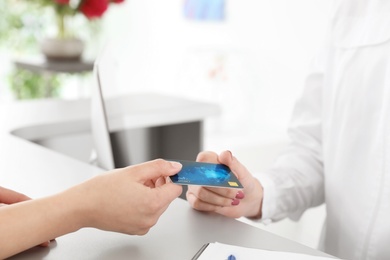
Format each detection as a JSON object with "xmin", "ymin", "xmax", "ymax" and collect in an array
[
  {"xmin": 0, "ymin": 160, "xmax": 183, "ymax": 258},
  {"xmin": 0, "ymin": 192, "xmax": 82, "ymax": 259}
]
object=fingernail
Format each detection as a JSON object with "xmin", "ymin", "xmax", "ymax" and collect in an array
[
  {"xmin": 226, "ymin": 150, "xmax": 233, "ymax": 160},
  {"xmin": 231, "ymin": 199, "xmax": 240, "ymax": 206},
  {"xmin": 170, "ymin": 161, "xmax": 182, "ymax": 169},
  {"xmin": 235, "ymin": 191, "xmax": 245, "ymax": 199}
]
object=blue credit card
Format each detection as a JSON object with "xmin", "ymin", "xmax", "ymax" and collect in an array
[{"xmin": 169, "ymin": 160, "xmax": 243, "ymax": 189}]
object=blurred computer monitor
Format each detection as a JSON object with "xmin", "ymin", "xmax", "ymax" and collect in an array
[{"xmin": 90, "ymin": 46, "xmax": 115, "ymax": 170}]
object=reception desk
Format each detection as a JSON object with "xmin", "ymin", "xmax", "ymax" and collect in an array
[
  {"xmin": 5, "ymin": 93, "xmax": 221, "ymax": 167},
  {"xmin": 0, "ymin": 96, "xmax": 332, "ymax": 259}
]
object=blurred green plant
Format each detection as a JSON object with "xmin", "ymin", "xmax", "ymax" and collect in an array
[
  {"xmin": 0, "ymin": 1, "xmax": 59, "ymax": 100},
  {"xmin": 0, "ymin": 1, "xmax": 47, "ymax": 53},
  {"xmin": 9, "ymin": 69, "xmax": 61, "ymax": 99},
  {"xmin": 0, "ymin": 0, "xmax": 101, "ymax": 100}
]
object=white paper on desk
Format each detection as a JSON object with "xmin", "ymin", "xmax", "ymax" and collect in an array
[{"xmin": 197, "ymin": 242, "xmax": 337, "ymax": 260}]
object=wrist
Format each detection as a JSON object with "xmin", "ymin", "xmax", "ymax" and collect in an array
[
  {"xmin": 56, "ymin": 186, "xmax": 89, "ymax": 233},
  {"xmin": 246, "ymin": 178, "xmax": 263, "ymax": 219}
]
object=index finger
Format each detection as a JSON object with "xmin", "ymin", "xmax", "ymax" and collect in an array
[
  {"xmin": 218, "ymin": 150, "xmax": 248, "ymax": 180},
  {"xmin": 155, "ymin": 182, "xmax": 183, "ymax": 205}
]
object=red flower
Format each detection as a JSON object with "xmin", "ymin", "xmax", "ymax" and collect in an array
[
  {"xmin": 79, "ymin": 0, "xmax": 109, "ymax": 19},
  {"xmin": 54, "ymin": 0, "xmax": 70, "ymax": 4},
  {"xmin": 111, "ymin": 0, "xmax": 124, "ymax": 3}
]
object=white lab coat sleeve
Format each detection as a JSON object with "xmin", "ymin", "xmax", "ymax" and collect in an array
[{"xmin": 255, "ymin": 49, "xmax": 326, "ymax": 223}]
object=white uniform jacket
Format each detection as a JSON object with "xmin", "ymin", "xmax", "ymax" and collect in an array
[{"xmin": 257, "ymin": 1, "xmax": 390, "ymax": 259}]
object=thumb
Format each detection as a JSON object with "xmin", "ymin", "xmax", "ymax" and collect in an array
[
  {"xmin": 196, "ymin": 151, "xmax": 219, "ymax": 163},
  {"xmin": 0, "ymin": 186, "xmax": 31, "ymax": 204},
  {"xmin": 218, "ymin": 150, "xmax": 248, "ymax": 179},
  {"xmin": 132, "ymin": 159, "xmax": 182, "ymax": 181}
]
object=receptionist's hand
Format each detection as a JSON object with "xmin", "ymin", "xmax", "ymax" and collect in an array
[{"xmin": 186, "ymin": 151, "xmax": 263, "ymax": 219}]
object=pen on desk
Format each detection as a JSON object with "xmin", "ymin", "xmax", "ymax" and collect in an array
[{"xmin": 227, "ymin": 254, "xmax": 236, "ymax": 260}]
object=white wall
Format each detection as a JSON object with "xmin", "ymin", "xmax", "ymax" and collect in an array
[{"xmin": 102, "ymin": 0, "xmax": 332, "ymax": 139}]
